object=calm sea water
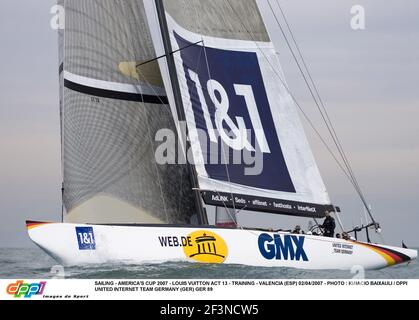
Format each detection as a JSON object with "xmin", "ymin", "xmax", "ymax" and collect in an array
[{"xmin": 0, "ymin": 247, "xmax": 418, "ymax": 279}]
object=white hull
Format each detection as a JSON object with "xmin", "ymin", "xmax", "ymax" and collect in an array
[{"xmin": 27, "ymin": 221, "xmax": 417, "ymax": 271}]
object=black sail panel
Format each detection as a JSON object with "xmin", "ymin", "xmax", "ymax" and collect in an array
[{"xmin": 61, "ymin": 0, "xmax": 196, "ymax": 224}]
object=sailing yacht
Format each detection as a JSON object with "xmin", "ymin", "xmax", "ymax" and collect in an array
[{"xmin": 27, "ymin": 0, "xmax": 417, "ymax": 270}]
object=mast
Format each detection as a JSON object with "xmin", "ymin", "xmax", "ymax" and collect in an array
[
  {"xmin": 154, "ymin": 0, "xmax": 208, "ymax": 225},
  {"xmin": 58, "ymin": 0, "xmax": 65, "ymax": 223}
]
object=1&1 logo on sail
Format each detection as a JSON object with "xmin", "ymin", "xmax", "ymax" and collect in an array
[
  {"xmin": 258, "ymin": 233, "xmax": 309, "ymax": 262},
  {"xmin": 174, "ymin": 33, "xmax": 295, "ymax": 192}
]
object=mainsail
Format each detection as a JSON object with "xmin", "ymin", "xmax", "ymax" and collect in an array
[
  {"xmin": 60, "ymin": 0, "xmax": 196, "ymax": 224},
  {"xmin": 145, "ymin": 0, "xmax": 335, "ymax": 219}
]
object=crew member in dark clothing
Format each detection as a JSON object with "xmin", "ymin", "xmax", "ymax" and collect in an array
[
  {"xmin": 321, "ymin": 211, "xmax": 336, "ymax": 238},
  {"xmin": 292, "ymin": 225, "xmax": 304, "ymax": 235}
]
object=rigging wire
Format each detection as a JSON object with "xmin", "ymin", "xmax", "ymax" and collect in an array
[
  {"xmin": 223, "ymin": 0, "xmax": 362, "ymax": 191},
  {"xmin": 268, "ymin": 2, "xmax": 354, "ymax": 185},
  {"xmin": 191, "ymin": 0, "xmax": 239, "ymax": 224},
  {"xmin": 60, "ymin": 0, "xmax": 67, "ymax": 222},
  {"xmin": 268, "ymin": 0, "xmax": 377, "ymax": 225},
  {"xmin": 155, "ymin": 0, "xmax": 209, "ymax": 225},
  {"xmin": 135, "ymin": 40, "xmax": 204, "ymax": 69},
  {"xmin": 117, "ymin": 6, "xmax": 171, "ymax": 223},
  {"xmin": 202, "ymin": 43, "xmax": 239, "ymax": 219}
]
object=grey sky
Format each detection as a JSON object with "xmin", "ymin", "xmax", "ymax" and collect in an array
[{"xmin": 0, "ymin": 0, "xmax": 418, "ymax": 248}]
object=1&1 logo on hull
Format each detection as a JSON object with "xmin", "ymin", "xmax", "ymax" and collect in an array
[
  {"xmin": 258, "ymin": 233, "xmax": 309, "ymax": 262},
  {"xmin": 183, "ymin": 230, "xmax": 228, "ymax": 264},
  {"xmin": 6, "ymin": 281, "xmax": 46, "ymax": 298}
]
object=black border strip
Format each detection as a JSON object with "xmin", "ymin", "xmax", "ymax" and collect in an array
[
  {"xmin": 64, "ymin": 79, "xmax": 168, "ymax": 105},
  {"xmin": 202, "ymin": 191, "xmax": 335, "ymax": 218}
]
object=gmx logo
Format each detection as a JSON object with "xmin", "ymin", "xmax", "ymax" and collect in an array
[
  {"xmin": 6, "ymin": 280, "xmax": 46, "ymax": 298},
  {"xmin": 175, "ymin": 33, "xmax": 295, "ymax": 193},
  {"xmin": 258, "ymin": 233, "xmax": 309, "ymax": 261}
]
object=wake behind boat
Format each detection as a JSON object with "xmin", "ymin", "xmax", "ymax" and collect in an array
[{"xmin": 28, "ymin": 0, "xmax": 417, "ymax": 271}]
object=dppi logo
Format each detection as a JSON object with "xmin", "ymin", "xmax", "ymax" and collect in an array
[
  {"xmin": 258, "ymin": 234, "xmax": 309, "ymax": 261},
  {"xmin": 183, "ymin": 230, "xmax": 228, "ymax": 264},
  {"xmin": 6, "ymin": 280, "xmax": 46, "ymax": 298}
]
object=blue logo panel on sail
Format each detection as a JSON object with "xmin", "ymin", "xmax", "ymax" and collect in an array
[{"xmin": 175, "ymin": 33, "xmax": 295, "ymax": 193}]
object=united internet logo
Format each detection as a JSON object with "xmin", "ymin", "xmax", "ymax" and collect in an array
[
  {"xmin": 183, "ymin": 230, "xmax": 228, "ymax": 264},
  {"xmin": 6, "ymin": 280, "xmax": 46, "ymax": 298}
]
